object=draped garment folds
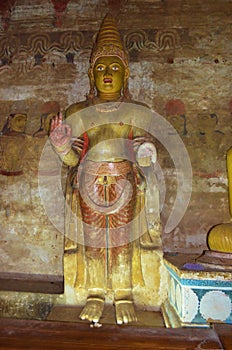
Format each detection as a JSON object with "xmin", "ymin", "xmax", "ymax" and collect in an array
[{"xmin": 63, "ymin": 101, "xmax": 158, "ymax": 289}]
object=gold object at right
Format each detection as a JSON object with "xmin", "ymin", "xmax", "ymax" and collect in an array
[{"xmin": 207, "ymin": 147, "xmax": 232, "ymax": 253}]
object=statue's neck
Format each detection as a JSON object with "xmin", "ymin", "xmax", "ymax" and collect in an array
[{"xmin": 97, "ymin": 91, "xmax": 121, "ymax": 101}]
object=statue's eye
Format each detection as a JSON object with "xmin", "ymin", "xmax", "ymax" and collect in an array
[
  {"xmin": 112, "ymin": 65, "xmax": 119, "ymax": 71},
  {"xmin": 96, "ymin": 65, "xmax": 104, "ymax": 71}
]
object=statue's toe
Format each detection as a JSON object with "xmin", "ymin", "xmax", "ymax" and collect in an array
[
  {"xmin": 115, "ymin": 300, "xmax": 137, "ymax": 324},
  {"xmin": 80, "ymin": 297, "xmax": 104, "ymax": 323}
]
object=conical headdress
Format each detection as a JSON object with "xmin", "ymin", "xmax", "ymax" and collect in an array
[{"xmin": 90, "ymin": 13, "xmax": 129, "ymax": 69}]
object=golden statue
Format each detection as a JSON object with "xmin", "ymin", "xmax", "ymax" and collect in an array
[
  {"xmin": 50, "ymin": 14, "xmax": 161, "ymax": 325},
  {"xmin": 206, "ymin": 147, "xmax": 232, "ymax": 253}
]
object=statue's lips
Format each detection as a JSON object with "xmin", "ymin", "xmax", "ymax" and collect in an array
[{"xmin": 103, "ymin": 78, "xmax": 112, "ymax": 83}]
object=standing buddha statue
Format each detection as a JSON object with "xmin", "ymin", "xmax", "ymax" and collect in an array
[{"xmin": 50, "ymin": 14, "xmax": 160, "ymax": 325}]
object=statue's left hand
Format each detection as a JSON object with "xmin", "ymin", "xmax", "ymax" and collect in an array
[{"xmin": 134, "ymin": 137, "xmax": 157, "ymax": 167}]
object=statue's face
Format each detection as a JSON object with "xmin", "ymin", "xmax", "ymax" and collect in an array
[
  {"xmin": 10, "ymin": 114, "xmax": 27, "ymax": 133},
  {"xmin": 93, "ymin": 56, "xmax": 125, "ymax": 95}
]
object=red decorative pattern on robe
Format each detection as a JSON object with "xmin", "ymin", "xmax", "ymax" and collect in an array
[{"xmin": 78, "ymin": 161, "xmax": 137, "ymax": 248}]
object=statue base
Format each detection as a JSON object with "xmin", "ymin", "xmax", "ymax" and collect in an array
[
  {"xmin": 47, "ymin": 304, "xmax": 165, "ymax": 327},
  {"xmin": 163, "ymin": 253, "xmax": 232, "ymax": 327}
]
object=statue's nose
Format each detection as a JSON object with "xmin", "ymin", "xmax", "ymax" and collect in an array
[{"xmin": 105, "ymin": 66, "xmax": 112, "ymax": 76}]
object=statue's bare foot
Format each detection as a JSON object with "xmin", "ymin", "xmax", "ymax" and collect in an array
[
  {"xmin": 115, "ymin": 300, "xmax": 137, "ymax": 324},
  {"xmin": 80, "ymin": 297, "xmax": 104, "ymax": 323}
]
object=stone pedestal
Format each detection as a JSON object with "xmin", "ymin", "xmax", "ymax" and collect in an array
[{"xmin": 162, "ymin": 253, "xmax": 232, "ymax": 327}]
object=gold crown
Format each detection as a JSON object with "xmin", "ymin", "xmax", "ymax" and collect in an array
[{"xmin": 90, "ymin": 13, "xmax": 128, "ymax": 68}]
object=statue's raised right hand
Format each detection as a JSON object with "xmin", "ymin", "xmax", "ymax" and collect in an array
[{"xmin": 50, "ymin": 112, "xmax": 72, "ymax": 148}]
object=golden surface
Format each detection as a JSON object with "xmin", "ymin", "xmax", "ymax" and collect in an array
[{"xmin": 208, "ymin": 223, "xmax": 232, "ymax": 253}]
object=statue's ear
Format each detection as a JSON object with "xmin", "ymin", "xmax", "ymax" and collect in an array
[
  {"xmin": 87, "ymin": 67, "xmax": 96, "ymax": 99},
  {"xmin": 123, "ymin": 67, "xmax": 130, "ymax": 91},
  {"xmin": 88, "ymin": 68, "xmax": 94, "ymax": 83},
  {"xmin": 125, "ymin": 67, "xmax": 130, "ymax": 81},
  {"xmin": 123, "ymin": 67, "xmax": 131, "ymax": 100}
]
